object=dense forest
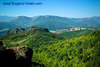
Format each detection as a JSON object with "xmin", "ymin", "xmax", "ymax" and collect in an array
[{"xmin": 0, "ymin": 27, "xmax": 100, "ymax": 67}]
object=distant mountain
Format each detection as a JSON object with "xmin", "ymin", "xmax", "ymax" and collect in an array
[
  {"xmin": 8, "ymin": 15, "xmax": 76, "ymax": 30},
  {"xmin": 69, "ymin": 18, "xmax": 80, "ymax": 21},
  {"xmin": 0, "ymin": 15, "xmax": 100, "ymax": 35},
  {"xmin": 75, "ymin": 18, "xmax": 98, "ymax": 23},
  {"xmin": 91, "ymin": 16, "xmax": 100, "ymax": 23},
  {"xmin": 74, "ymin": 18, "xmax": 99, "ymax": 27},
  {"xmin": 8, "ymin": 16, "xmax": 32, "ymax": 27},
  {"xmin": 31, "ymin": 15, "xmax": 76, "ymax": 30},
  {"xmin": 0, "ymin": 22, "xmax": 20, "ymax": 36},
  {"xmin": 6, "ymin": 15, "xmax": 100, "ymax": 29},
  {"xmin": 0, "ymin": 15, "xmax": 15, "ymax": 22}
]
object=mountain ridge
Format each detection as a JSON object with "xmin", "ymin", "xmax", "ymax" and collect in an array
[{"xmin": 0, "ymin": 15, "xmax": 100, "ymax": 35}]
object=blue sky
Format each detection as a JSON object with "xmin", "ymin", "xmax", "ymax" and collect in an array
[{"xmin": 0, "ymin": 0, "xmax": 100, "ymax": 18}]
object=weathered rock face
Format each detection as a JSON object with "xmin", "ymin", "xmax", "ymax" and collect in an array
[
  {"xmin": 28, "ymin": 27, "xmax": 37, "ymax": 31},
  {"xmin": 0, "ymin": 41, "xmax": 33, "ymax": 67},
  {"xmin": 43, "ymin": 28, "xmax": 49, "ymax": 32},
  {"xmin": 10, "ymin": 28, "xmax": 25, "ymax": 34},
  {"xmin": 6, "ymin": 46, "xmax": 33, "ymax": 59},
  {"xmin": 28, "ymin": 27, "xmax": 49, "ymax": 32}
]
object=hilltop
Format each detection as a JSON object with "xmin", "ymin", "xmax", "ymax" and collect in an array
[{"xmin": 0, "ymin": 27, "xmax": 64, "ymax": 47}]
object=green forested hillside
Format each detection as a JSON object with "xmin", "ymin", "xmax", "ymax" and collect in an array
[
  {"xmin": 0, "ymin": 27, "xmax": 100, "ymax": 67},
  {"xmin": 0, "ymin": 27, "xmax": 65, "ymax": 47},
  {"xmin": 59, "ymin": 29, "xmax": 94, "ymax": 39},
  {"xmin": 32, "ymin": 30, "xmax": 100, "ymax": 67}
]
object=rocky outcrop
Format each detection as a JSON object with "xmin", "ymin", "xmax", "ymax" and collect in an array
[
  {"xmin": 8, "ymin": 27, "xmax": 49, "ymax": 34},
  {"xmin": 6, "ymin": 46, "xmax": 33, "ymax": 67},
  {"xmin": 6, "ymin": 46, "xmax": 33, "ymax": 59},
  {"xmin": 28, "ymin": 27, "xmax": 49, "ymax": 32},
  {"xmin": 70, "ymin": 28, "xmax": 74, "ymax": 31},
  {"xmin": 10, "ymin": 28, "xmax": 25, "ymax": 34},
  {"xmin": 0, "ymin": 41, "xmax": 33, "ymax": 67},
  {"xmin": 75, "ymin": 27, "xmax": 81, "ymax": 30},
  {"xmin": 70, "ymin": 27, "xmax": 81, "ymax": 31}
]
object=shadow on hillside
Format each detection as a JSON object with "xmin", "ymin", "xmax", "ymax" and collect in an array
[
  {"xmin": 0, "ymin": 49, "xmax": 44, "ymax": 67},
  {"xmin": 0, "ymin": 41, "xmax": 44, "ymax": 67},
  {"xmin": 31, "ymin": 62, "xmax": 44, "ymax": 67}
]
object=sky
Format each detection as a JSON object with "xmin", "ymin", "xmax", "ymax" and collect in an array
[{"xmin": 0, "ymin": 0, "xmax": 100, "ymax": 18}]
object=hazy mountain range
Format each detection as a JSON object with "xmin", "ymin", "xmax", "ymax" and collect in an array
[
  {"xmin": 0, "ymin": 15, "xmax": 15, "ymax": 22},
  {"xmin": 0, "ymin": 15, "xmax": 100, "ymax": 35}
]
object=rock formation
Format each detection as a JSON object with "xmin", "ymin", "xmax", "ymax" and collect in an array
[
  {"xmin": 0, "ymin": 41, "xmax": 33, "ymax": 67},
  {"xmin": 10, "ymin": 28, "xmax": 25, "ymax": 34},
  {"xmin": 75, "ymin": 27, "xmax": 81, "ymax": 30},
  {"xmin": 28, "ymin": 27, "xmax": 49, "ymax": 32},
  {"xmin": 6, "ymin": 46, "xmax": 33, "ymax": 60},
  {"xmin": 70, "ymin": 28, "xmax": 74, "ymax": 31}
]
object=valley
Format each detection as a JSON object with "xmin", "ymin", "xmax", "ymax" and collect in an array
[
  {"xmin": 0, "ymin": 15, "xmax": 100, "ymax": 36},
  {"xmin": 0, "ymin": 15, "xmax": 100, "ymax": 67}
]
